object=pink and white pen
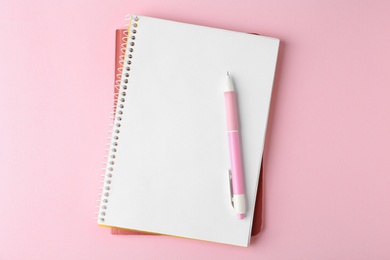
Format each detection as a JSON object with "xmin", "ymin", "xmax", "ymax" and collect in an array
[{"xmin": 224, "ymin": 71, "xmax": 246, "ymax": 220}]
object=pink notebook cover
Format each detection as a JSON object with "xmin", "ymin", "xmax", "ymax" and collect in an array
[{"xmin": 110, "ymin": 29, "xmax": 264, "ymax": 236}]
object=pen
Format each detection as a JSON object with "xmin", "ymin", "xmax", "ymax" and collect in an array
[{"xmin": 224, "ymin": 71, "xmax": 246, "ymax": 219}]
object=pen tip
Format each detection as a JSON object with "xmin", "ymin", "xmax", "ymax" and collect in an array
[{"xmin": 225, "ymin": 71, "xmax": 234, "ymax": 91}]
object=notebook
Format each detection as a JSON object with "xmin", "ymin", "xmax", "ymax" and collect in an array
[
  {"xmin": 98, "ymin": 15, "xmax": 279, "ymax": 247},
  {"xmin": 110, "ymin": 29, "xmax": 264, "ymax": 237}
]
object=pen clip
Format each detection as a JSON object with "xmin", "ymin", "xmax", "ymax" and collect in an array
[{"xmin": 228, "ymin": 169, "xmax": 235, "ymax": 209}]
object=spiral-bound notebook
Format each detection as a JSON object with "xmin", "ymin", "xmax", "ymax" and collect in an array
[
  {"xmin": 110, "ymin": 29, "xmax": 264, "ymax": 237},
  {"xmin": 98, "ymin": 15, "xmax": 279, "ymax": 247}
]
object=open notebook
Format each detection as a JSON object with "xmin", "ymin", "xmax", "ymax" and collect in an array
[{"xmin": 98, "ymin": 15, "xmax": 279, "ymax": 247}]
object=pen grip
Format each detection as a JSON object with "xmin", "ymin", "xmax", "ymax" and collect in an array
[{"xmin": 228, "ymin": 132, "xmax": 245, "ymax": 194}]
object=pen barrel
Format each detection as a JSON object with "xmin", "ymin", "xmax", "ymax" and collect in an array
[
  {"xmin": 228, "ymin": 132, "xmax": 245, "ymax": 194},
  {"xmin": 224, "ymin": 91, "xmax": 245, "ymax": 195},
  {"xmin": 224, "ymin": 92, "xmax": 239, "ymax": 131}
]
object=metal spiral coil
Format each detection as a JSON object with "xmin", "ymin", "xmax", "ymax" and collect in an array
[{"xmin": 97, "ymin": 15, "xmax": 139, "ymax": 223}]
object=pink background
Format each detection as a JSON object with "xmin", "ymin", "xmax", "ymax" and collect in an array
[{"xmin": 1, "ymin": 0, "xmax": 390, "ymax": 259}]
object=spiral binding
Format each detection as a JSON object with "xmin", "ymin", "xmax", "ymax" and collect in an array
[
  {"xmin": 97, "ymin": 15, "xmax": 139, "ymax": 223},
  {"xmin": 114, "ymin": 28, "xmax": 129, "ymax": 112}
]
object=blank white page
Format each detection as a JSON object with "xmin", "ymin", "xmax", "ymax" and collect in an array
[{"xmin": 98, "ymin": 15, "xmax": 279, "ymax": 247}]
